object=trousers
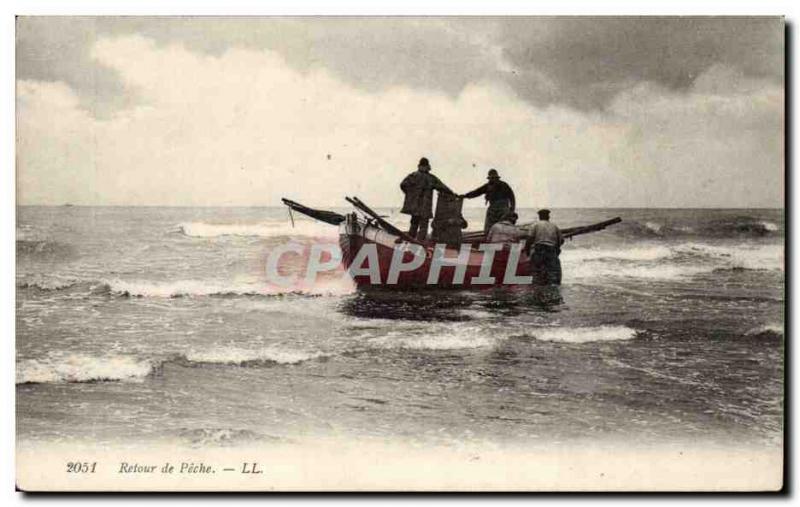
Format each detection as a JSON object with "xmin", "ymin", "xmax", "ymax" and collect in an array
[
  {"xmin": 409, "ymin": 215, "xmax": 430, "ymax": 241},
  {"xmin": 530, "ymin": 244, "xmax": 562, "ymax": 286}
]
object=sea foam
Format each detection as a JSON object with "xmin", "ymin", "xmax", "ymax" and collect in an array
[
  {"xmin": 177, "ymin": 220, "xmax": 336, "ymax": 239},
  {"xmin": 17, "ymin": 354, "xmax": 155, "ymax": 384},
  {"xmin": 184, "ymin": 347, "xmax": 325, "ymax": 365},
  {"xmin": 530, "ymin": 325, "xmax": 638, "ymax": 344}
]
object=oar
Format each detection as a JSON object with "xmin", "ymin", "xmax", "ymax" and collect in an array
[{"xmin": 345, "ymin": 197, "xmax": 426, "ymax": 246}]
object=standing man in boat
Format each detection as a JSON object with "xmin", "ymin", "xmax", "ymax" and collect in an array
[
  {"xmin": 400, "ymin": 157, "xmax": 456, "ymax": 240},
  {"xmin": 527, "ymin": 209, "xmax": 563, "ymax": 285},
  {"xmin": 459, "ymin": 169, "xmax": 516, "ymax": 235}
]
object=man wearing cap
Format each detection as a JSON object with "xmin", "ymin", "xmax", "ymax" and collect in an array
[
  {"xmin": 486, "ymin": 212, "xmax": 520, "ymax": 243},
  {"xmin": 400, "ymin": 157, "xmax": 455, "ymax": 240},
  {"xmin": 528, "ymin": 209, "xmax": 563, "ymax": 285},
  {"xmin": 460, "ymin": 169, "xmax": 516, "ymax": 235}
]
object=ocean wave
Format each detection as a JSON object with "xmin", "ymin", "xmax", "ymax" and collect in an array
[
  {"xmin": 745, "ymin": 323, "xmax": 784, "ymax": 339},
  {"xmin": 564, "ymin": 242, "xmax": 783, "ymax": 281},
  {"xmin": 17, "ymin": 275, "xmax": 81, "ymax": 291},
  {"xmin": 529, "ymin": 325, "xmax": 639, "ymax": 344},
  {"xmin": 19, "ymin": 275, "xmax": 355, "ymax": 298},
  {"xmin": 16, "ymin": 354, "xmax": 155, "ymax": 384},
  {"xmin": 177, "ymin": 428, "xmax": 281, "ymax": 447},
  {"xmin": 567, "ymin": 262, "xmax": 712, "ymax": 281},
  {"xmin": 184, "ymin": 347, "xmax": 325, "ymax": 365},
  {"xmin": 105, "ymin": 278, "xmax": 355, "ymax": 298},
  {"xmin": 561, "ymin": 245, "xmax": 673, "ymax": 262},
  {"xmin": 17, "ymin": 346, "xmax": 327, "ymax": 385},
  {"xmin": 673, "ymin": 243, "xmax": 784, "ymax": 271},
  {"xmin": 614, "ymin": 217, "xmax": 781, "ymax": 239},
  {"xmin": 370, "ymin": 328, "xmax": 494, "ymax": 350},
  {"xmin": 177, "ymin": 220, "xmax": 336, "ymax": 239}
]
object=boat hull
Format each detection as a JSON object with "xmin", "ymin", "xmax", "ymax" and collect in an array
[{"xmin": 338, "ymin": 215, "xmax": 534, "ymax": 289}]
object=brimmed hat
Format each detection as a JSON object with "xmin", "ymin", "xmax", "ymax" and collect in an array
[
  {"xmin": 487, "ymin": 169, "xmax": 500, "ymax": 179},
  {"xmin": 418, "ymin": 157, "xmax": 430, "ymax": 168},
  {"xmin": 537, "ymin": 209, "xmax": 551, "ymax": 218}
]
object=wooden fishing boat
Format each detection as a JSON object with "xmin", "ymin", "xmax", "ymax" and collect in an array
[{"xmin": 282, "ymin": 197, "xmax": 621, "ymax": 289}]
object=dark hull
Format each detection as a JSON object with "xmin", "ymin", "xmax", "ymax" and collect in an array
[{"xmin": 338, "ymin": 216, "xmax": 533, "ymax": 289}]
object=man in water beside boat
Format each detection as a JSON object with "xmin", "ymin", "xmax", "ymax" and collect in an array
[
  {"xmin": 527, "ymin": 209, "xmax": 563, "ymax": 286},
  {"xmin": 400, "ymin": 157, "xmax": 456, "ymax": 240},
  {"xmin": 460, "ymin": 169, "xmax": 516, "ymax": 235}
]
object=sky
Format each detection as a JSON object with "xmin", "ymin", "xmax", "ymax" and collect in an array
[{"xmin": 16, "ymin": 16, "xmax": 784, "ymax": 208}]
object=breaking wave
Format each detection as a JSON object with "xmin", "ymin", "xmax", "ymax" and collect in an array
[
  {"xmin": 615, "ymin": 217, "xmax": 782, "ymax": 239},
  {"xmin": 17, "ymin": 347, "xmax": 327, "ymax": 385},
  {"xmin": 567, "ymin": 263, "xmax": 711, "ymax": 281},
  {"xmin": 184, "ymin": 347, "xmax": 326, "ymax": 365},
  {"xmin": 745, "ymin": 323, "xmax": 784, "ymax": 339},
  {"xmin": 562, "ymin": 245, "xmax": 673, "ymax": 262},
  {"xmin": 529, "ymin": 325, "xmax": 639, "ymax": 344},
  {"xmin": 177, "ymin": 220, "xmax": 336, "ymax": 239},
  {"xmin": 564, "ymin": 242, "xmax": 783, "ymax": 281},
  {"xmin": 371, "ymin": 333, "xmax": 493, "ymax": 351},
  {"xmin": 18, "ymin": 276, "xmax": 355, "ymax": 298},
  {"xmin": 17, "ymin": 354, "xmax": 155, "ymax": 384}
]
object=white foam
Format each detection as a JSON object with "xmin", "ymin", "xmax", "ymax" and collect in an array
[
  {"xmin": 745, "ymin": 323, "xmax": 784, "ymax": 336},
  {"xmin": 760, "ymin": 221, "xmax": 779, "ymax": 232},
  {"xmin": 645, "ymin": 221, "xmax": 663, "ymax": 234},
  {"xmin": 17, "ymin": 354, "xmax": 154, "ymax": 384},
  {"xmin": 371, "ymin": 328, "xmax": 494, "ymax": 350},
  {"xmin": 531, "ymin": 325, "xmax": 638, "ymax": 344},
  {"xmin": 105, "ymin": 277, "xmax": 355, "ymax": 298},
  {"xmin": 565, "ymin": 242, "xmax": 784, "ymax": 281},
  {"xmin": 566, "ymin": 262, "xmax": 711, "ymax": 281},
  {"xmin": 177, "ymin": 220, "xmax": 336, "ymax": 239},
  {"xmin": 561, "ymin": 245, "xmax": 673, "ymax": 262},
  {"xmin": 185, "ymin": 347, "xmax": 324, "ymax": 365},
  {"xmin": 675, "ymin": 243, "xmax": 784, "ymax": 271}
]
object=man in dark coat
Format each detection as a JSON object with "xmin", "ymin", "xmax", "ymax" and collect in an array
[
  {"xmin": 460, "ymin": 169, "xmax": 516, "ymax": 235},
  {"xmin": 400, "ymin": 157, "xmax": 455, "ymax": 240},
  {"xmin": 527, "ymin": 209, "xmax": 563, "ymax": 286}
]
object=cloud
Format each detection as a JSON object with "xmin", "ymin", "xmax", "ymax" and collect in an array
[
  {"xmin": 16, "ymin": 17, "xmax": 784, "ymax": 119},
  {"xmin": 496, "ymin": 17, "xmax": 784, "ymax": 110},
  {"xmin": 16, "ymin": 34, "xmax": 783, "ymax": 208}
]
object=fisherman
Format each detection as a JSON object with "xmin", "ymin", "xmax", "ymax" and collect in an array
[
  {"xmin": 400, "ymin": 157, "xmax": 455, "ymax": 240},
  {"xmin": 459, "ymin": 169, "xmax": 516, "ymax": 236},
  {"xmin": 527, "ymin": 209, "xmax": 563, "ymax": 286},
  {"xmin": 486, "ymin": 212, "xmax": 520, "ymax": 243}
]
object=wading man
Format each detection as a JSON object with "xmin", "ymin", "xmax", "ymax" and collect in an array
[
  {"xmin": 400, "ymin": 157, "xmax": 455, "ymax": 241},
  {"xmin": 528, "ymin": 209, "xmax": 563, "ymax": 286},
  {"xmin": 460, "ymin": 169, "xmax": 516, "ymax": 235}
]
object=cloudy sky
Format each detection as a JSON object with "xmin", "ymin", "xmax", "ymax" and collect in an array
[{"xmin": 16, "ymin": 16, "xmax": 784, "ymax": 207}]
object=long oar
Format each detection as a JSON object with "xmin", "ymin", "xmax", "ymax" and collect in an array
[{"xmin": 345, "ymin": 196, "xmax": 426, "ymax": 246}]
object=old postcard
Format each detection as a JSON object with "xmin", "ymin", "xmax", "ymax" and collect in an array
[{"xmin": 15, "ymin": 16, "xmax": 784, "ymax": 491}]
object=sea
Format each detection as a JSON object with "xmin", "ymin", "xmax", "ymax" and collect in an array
[{"xmin": 16, "ymin": 206, "xmax": 784, "ymax": 453}]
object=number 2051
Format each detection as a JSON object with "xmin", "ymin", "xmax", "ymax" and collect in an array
[{"xmin": 66, "ymin": 462, "xmax": 97, "ymax": 473}]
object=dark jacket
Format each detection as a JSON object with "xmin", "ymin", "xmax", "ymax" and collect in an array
[
  {"xmin": 400, "ymin": 171, "xmax": 453, "ymax": 219},
  {"xmin": 463, "ymin": 180, "xmax": 516, "ymax": 210}
]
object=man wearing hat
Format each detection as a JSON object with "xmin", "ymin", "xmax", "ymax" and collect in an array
[
  {"xmin": 460, "ymin": 169, "xmax": 516, "ymax": 235},
  {"xmin": 527, "ymin": 209, "xmax": 563, "ymax": 286},
  {"xmin": 400, "ymin": 157, "xmax": 455, "ymax": 240}
]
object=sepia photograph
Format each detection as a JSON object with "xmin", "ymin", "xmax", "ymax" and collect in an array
[{"xmin": 14, "ymin": 15, "xmax": 785, "ymax": 491}]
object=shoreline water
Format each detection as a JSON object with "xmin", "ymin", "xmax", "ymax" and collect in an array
[{"xmin": 17, "ymin": 206, "xmax": 785, "ymax": 464}]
